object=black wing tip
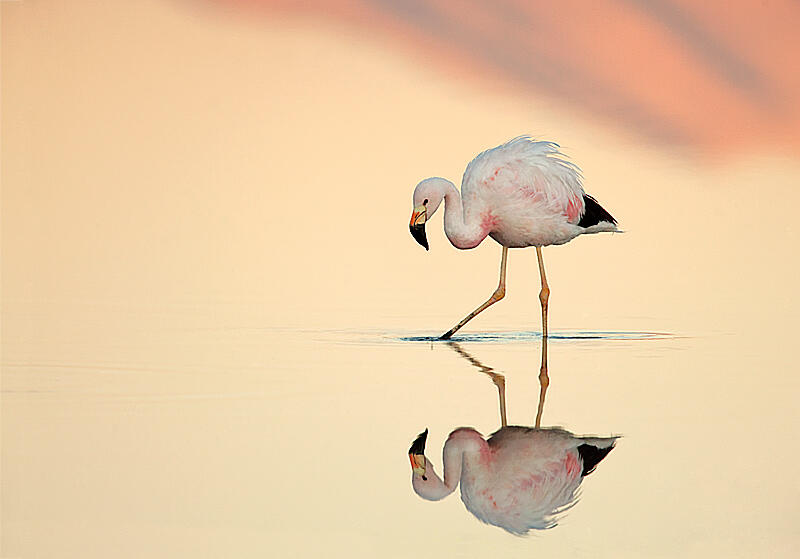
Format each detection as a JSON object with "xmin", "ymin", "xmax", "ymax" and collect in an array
[
  {"xmin": 577, "ymin": 442, "xmax": 615, "ymax": 476},
  {"xmin": 578, "ymin": 194, "xmax": 617, "ymax": 228}
]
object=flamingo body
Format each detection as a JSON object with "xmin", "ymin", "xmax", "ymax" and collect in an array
[
  {"xmin": 410, "ymin": 426, "xmax": 617, "ymax": 534},
  {"xmin": 410, "ymin": 136, "xmax": 618, "ymax": 251}
]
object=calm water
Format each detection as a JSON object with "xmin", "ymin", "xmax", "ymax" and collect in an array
[{"xmin": 3, "ymin": 298, "xmax": 799, "ymax": 557}]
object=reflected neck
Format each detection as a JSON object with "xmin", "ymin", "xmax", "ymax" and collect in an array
[{"xmin": 412, "ymin": 429, "xmax": 487, "ymax": 501}]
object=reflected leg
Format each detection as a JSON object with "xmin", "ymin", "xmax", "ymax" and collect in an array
[
  {"xmin": 535, "ymin": 369, "xmax": 548, "ymax": 428},
  {"xmin": 447, "ymin": 342, "xmax": 507, "ymax": 426},
  {"xmin": 494, "ymin": 372, "xmax": 507, "ymax": 428},
  {"xmin": 535, "ymin": 246, "xmax": 550, "ymax": 428},
  {"xmin": 440, "ymin": 247, "xmax": 508, "ymax": 340}
]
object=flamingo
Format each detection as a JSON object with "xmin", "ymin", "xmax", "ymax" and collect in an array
[
  {"xmin": 407, "ymin": 342, "xmax": 617, "ymax": 534},
  {"xmin": 408, "ymin": 427, "xmax": 617, "ymax": 534},
  {"xmin": 408, "ymin": 135, "xmax": 619, "ymax": 345}
]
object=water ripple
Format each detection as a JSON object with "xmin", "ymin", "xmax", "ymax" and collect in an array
[{"xmin": 394, "ymin": 331, "xmax": 671, "ymax": 343}]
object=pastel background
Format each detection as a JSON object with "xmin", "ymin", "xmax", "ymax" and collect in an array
[{"xmin": 3, "ymin": 1, "xmax": 799, "ymax": 557}]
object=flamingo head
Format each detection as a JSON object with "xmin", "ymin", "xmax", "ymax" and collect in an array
[
  {"xmin": 408, "ymin": 428, "xmax": 452, "ymax": 501},
  {"xmin": 409, "ymin": 178, "xmax": 447, "ymax": 250}
]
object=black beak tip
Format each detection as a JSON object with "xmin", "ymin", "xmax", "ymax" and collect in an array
[
  {"xmin": 409, "ymin": 224, "xmax": 429, "ymax": 251},
  {"xmin": 409, "ymin": 428, "xmax": 429, "ymax": 455}
]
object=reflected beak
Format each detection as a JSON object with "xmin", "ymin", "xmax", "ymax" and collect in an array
[
  {"xmin": 408, "ymin": 428, "xmax": 428, "ymax": 479},
  {"xmin": 409, "ymin": 453, "xmax": 426, "ymax": 478},
  {"xmin": 409, "ymin": 205, "xmax": 429, "ymax": 250}
]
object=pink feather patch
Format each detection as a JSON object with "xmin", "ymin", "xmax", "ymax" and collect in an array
[
  {"xmin": 565, "ymin": 196, "xmax": 582, "ymax": 221},
  {"xmin": 564, "ymin": 451, "xmax": 580, "ymax": 476}
]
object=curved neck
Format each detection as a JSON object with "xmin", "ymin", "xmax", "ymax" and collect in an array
[
  {"xmin": 413, "ymin": 430, "xmax": 486, "ymax": 501},
  {"xmin": 441, "ymin": 436, "xmax": 467, "ymax": 490},
  {"xmin": 441, "ymin": 184, "xmax": 490, "ymax": 249}
]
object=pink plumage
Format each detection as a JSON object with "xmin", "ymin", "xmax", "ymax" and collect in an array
[
  {"xmin": 409, "ymin": 426, "xmax": 617, "ymax": 535},
  {"xmin": 408, "ymin": 135, "xmax": 620, "ymax": 339},
  {"xmin": 410, "ymin": 136, "xmax": 618, "ymax": 251}
]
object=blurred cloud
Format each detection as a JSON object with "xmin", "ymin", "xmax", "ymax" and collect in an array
[{"xmin": 213, "ymin": 0, "xmax": 800, "ymax": 152}]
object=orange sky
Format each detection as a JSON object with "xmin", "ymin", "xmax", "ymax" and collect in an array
[{"xmin": 216, "ymin": 0, "xmax": 800, "ymax": 153}]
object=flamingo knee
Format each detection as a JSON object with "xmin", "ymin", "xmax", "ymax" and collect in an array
[
  {"xmin": 491, "ymin": 285, "xmax": 506, "ymax": 303},
  {"xmin": 539, "ymin": 286, "xmax": 550, "ymax": 308},
  {"xmin": 539, "ymin": 366, "xmax": 550, "ymax": 388}
]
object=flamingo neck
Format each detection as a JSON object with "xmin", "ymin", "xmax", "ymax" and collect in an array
[
  {"xmin": 413, "ymin": 429, "xmax": 488, "ymax": 501},
  {"xmin": 441, "ymin": 185, "xmax": 490, "ymax": 249},
  {"xmin": 441, "ymin": 440, "xmax": 466, "ymax": 493}
]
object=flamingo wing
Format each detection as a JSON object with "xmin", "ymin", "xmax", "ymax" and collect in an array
[{"xmin": 461, "ymin": 136, "xmax": 587, "ymax": 223}]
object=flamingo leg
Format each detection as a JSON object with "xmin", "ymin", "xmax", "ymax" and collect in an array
[
  {"xmin": 447, "ymin": 342, "xmax": 508, "ymax": 427},
  {"xmin": 535, "ymin": 364, "xmax": 548, "ymax": 428},
  {"xmin": 535, "ymin": 246, "xmax": 550, "ymax": 428},
  {"xmin": 440, "ymin": 246, "xmax": 508, "ymax": 340},
  {"xmin": 495, "ymin": 371, "xmax": 507, "ymax": 428}
]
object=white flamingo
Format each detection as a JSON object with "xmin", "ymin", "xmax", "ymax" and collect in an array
[
  {"xmin": 408, "ymin": 427, "xmax": 617, "ymax": 534},
  {"xmin": 408, "ymin": 343, "xmax": 617, "ymax": 534},
  {"xmin": 409, "ymin": 135, "xmax": 619, "ymax": 343}
]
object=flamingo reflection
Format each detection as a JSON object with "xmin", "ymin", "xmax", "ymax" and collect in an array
[{"xmin": 408, "ymin": 343, "xmax": 617, "ymax": 534}]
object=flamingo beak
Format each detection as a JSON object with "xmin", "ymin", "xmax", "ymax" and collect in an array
[
  {"xmin": 409, "ymin": 205, "xmax": 429, "ymax": 250},
  {"xmin": 408, "ymin": 428, "xmax": 428, "ymax": 479}
]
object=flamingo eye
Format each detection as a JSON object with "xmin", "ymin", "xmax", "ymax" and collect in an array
[{"xmin": 423, "ymin": 199, "xmax": 428, "ymax": 205}]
